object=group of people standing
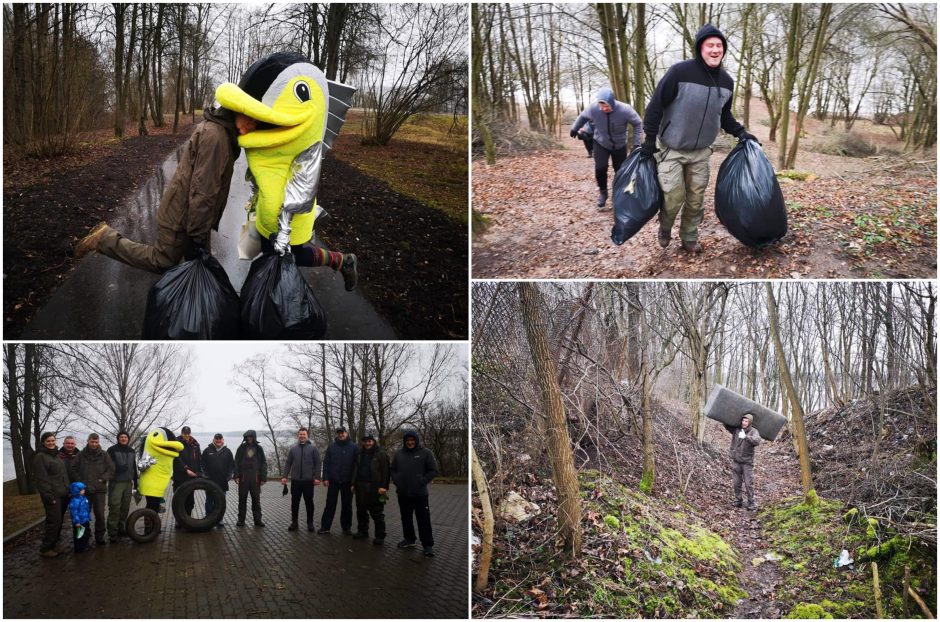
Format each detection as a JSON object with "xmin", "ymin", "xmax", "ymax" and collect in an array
[
  {"xmin": 570, "ymin": 24, "xmax": 758, "ymax": 252},
  {"xmin": 31, "ymin": 425, "xmax": 441, "ymax": 558}
]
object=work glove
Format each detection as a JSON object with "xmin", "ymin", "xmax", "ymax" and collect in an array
[
  {"xmin": 570, "ymin": 128, "xmax": 578, "ymax": 139},
  {"xmin": 738, "ymin": 430, "xmax": 746, "ymax": 439},
  {"xmin": 638, "ymin": 137, "xmax": 658, "ymax": 158},
  {"xmin": 738, "ymin": 131, "xmax": 760, "ymax": 145}
]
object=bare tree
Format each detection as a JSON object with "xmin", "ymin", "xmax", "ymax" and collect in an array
[{"xmin": 231, "ymin": 354, "xmax": 285, "ymax": 474}]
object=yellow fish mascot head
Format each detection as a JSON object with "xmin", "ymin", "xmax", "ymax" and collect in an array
[
  {"xmin": 137, "ymin": 427, "xmax": 185, "ymax": 499},
  {"xmin": 215, "ymin": 52, "xmax": 355, "ymax": 254}
]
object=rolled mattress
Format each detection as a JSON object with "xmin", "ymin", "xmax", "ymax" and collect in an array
[{"xmin": 704, "ymin": 384, "xmax": 786, "ymax": 441}]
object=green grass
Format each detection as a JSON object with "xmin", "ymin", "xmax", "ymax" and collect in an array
[{"xmin": 3, "ymin": 479, "xmax": 44, "ymax": 535}]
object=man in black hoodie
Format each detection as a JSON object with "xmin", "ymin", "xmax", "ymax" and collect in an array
[
  {"xmin": 391, "ymin": 430, "xmax": 440, "ymax": 557},
  {"xmin": 106, "ymin": 430, "xmax": 138, "ymax": 541},
  {"xmin": 640, "ymin": 24, "xmax": 758, "ymax": 253},
  {"xmin": 234, "ymin": 430, "xmax": 267, "ymax": 527},
  {"xmin": 351, "ymin": 431, "xmax": 390, "ymax": 545}
]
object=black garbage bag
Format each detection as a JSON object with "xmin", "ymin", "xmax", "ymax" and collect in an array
[
  {"xmin": 239, "ymin": 251, "xmax": 326, "ymax": 339},
  {"xmin": 610, "ymin": 150, "xmax": 663, "ymax": 245},
  {"xmin": 143, "ymin": 250, "xmax": 240, "ymax": 339},
  {"xmin": 714, "ymin": 138, "xmax": 787, "ymax": 248}
]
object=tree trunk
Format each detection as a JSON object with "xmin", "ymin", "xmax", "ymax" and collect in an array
[
  {"xmin": 633, "ymin": 4, "xmax": 647, "ymax": 117},
  {"xmin": 518, "ymin": 282, "xmax": 582, "ymax": 558},
  {"xmin": 765, "ymin": 283, "xmax": 816, "ymax": 503},
  {"xmin": 471, "ymin": 446, "xmax": 495, "ymax": 591},
  {"xmin": 777, "ymin": 4, "xmax": 801, "ymax": 169}
]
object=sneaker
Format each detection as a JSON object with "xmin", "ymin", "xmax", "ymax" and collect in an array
[
  {"xmin": 307, "ymin": 523, "xmax": 315, "ymax": 532},
  {"xmin": 254, "ymin": 521, "xmax": 265, "ymax": 528},
  {"xmin": 342, "ymin": 529, "xmax": 353, "ymax": 536},
  {"xmin": 733, "ymin": 499, "xmax": 743, "ymax": 508},
  {"xmin": 747, "ymin": 502, "xmax": 758, "ymax": 511},
  {"xmin": 215, "ymin": 523, "xmax": 225, "ymax": 529},
  {"xmin": 596, "ymin": 191, "xmax": 608, "ymax": 208},
  {"xmin": 288, "ymin": 522, "xmax": 298, "ymax": 531},
  {"xmin": 317, "ymin": 528, "xmax": 330, "ymax": 534},
  {"xmin": 74, "ymin": 221, "xmax": 109, "ymax": 259},
  {"xmin": 373, "ymin": 537, "xmax": 385, "ymax": 545},
  {"xmin": 352, "ymin": 532, "xmax": 369, "ymax": 540},
  {"xmin": 423, "ymin": 546, "xmax": 436, "ymax": 557},
  {"xmin": 658, "ymin": 228, "xmax": 671, "ymax": 248},
  {"xmin": 340, "ymin": 253, "xmax": 358, "ymax": 291},
  {"xmin": 40, "ymin": 549, "xmax": 60, "ymax": 558},
  {"xmin": 681, "ymin": 240, "xmax": 703, "ymax": 253},
  {"xmin": 236, "ymin": 521, "xmax": 245, "ymax": 527},
  {"xmin": 397, "ymin": 539, "xmax": 417, "ymax": 549}
]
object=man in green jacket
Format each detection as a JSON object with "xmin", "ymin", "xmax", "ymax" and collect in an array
[
  {"xmin": 73, "ymin": 106, "xmax": 248, "ymax": 273},
  {"xmin": 725, "ymin": 414, "xmax": 762, "ymax": 510}
]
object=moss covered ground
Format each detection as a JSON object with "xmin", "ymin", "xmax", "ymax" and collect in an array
[{"xmin": 761, "ymin": 494, "xmax": 936, "ymax": 618}]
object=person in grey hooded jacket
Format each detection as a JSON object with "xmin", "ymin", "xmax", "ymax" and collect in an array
[
  {"xmin": 280, "ymin": 427, "xmax": 321, "ymax": 531},
  {"xmin": 391, "ymin": 430, "xmax": 440, "ymax": 557},
  {"xmin": 640, "ymin": 23, "xmax": 758, "ymax": 253},
  {"xmin": 571, "ymin": 87, "xmax": 643, "ymax": 208}
]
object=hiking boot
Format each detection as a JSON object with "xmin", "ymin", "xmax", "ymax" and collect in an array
[
  {"xmin": 236, "ymin": 520, "xmax": 245, "ymax": 527},
  {"xmin": 352, "ymin": 532, "xmax": 369, "ymax": 540},
  {"xmin": 307, "ymin": 522, "xmax": 315, "ymax": 532},
  {"xmin": 340, "ymin": 253, "xmax": 358, "ymax": 291},
  {"xmin": 373, "ymin": 537, "xmax": 385, "ymax": 545},
  {"xmin": 733, "ymin": 499, "xmax": 743, "ymax": 508},
  {"xmin": 596, "ymin": 190, "xmax": 608, "ymax": 209},
  {"xmin": 658, "ymin": 228, "xmax": 671, "ymax": 248},
  {"xmin": 288, "ymin": 522, "xmax": 298, "ymax": 531},
  {"xmin": 96, "ymin": 536, "xmax": 107, "ymax": 545},
  {"xmin": 681, "ymin": 240, "xmax": 703, "ymax": 253},
  {"xmin": 342, "ymin": 529, "xmax": 353, "ymax": 536},
  {"xmin": 397, "ymin": 539, "xmax": 417, "ymax": 549},
  {"xmin": 254, "ymin": 521, "xmax": 265, "ymax": 527},
  {"xmin": 423, "ymin": 546, "xmax": 436, "ymax": 557},
  {"xmin": 317, "ymin": 527, "xmax": 330, "ymax": 534},
  {"xmin": 74, "ymin": 221, "xmax": 109, "ymax": 259},
  {"xmin": 40, "ymin": 548, "xmax": 60, "ymax": 558},
  {"xmin": 586, "ymin": 152, "xmax": 593, "ymax": 158},
  {"xmin": 747, "ymin": 501, "xmax": 757, "ymax": 511}
]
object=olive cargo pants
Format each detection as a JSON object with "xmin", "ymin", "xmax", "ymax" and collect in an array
[
  {"xmin": 97, "ymin": 224, "xmax": 199, "ymax": 274},
  {"xmin": 656, "ymin": 141, "xmax": 711, "ymax": 242}
]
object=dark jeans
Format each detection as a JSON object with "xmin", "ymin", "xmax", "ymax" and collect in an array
[
  {"xmin": 173, "ymin": 479, "xmax": 196, "ymax": 517},
  {"xmin": 593, "ymin": 143, "xmax": 628, "ymax": 193},
  {"xmin": 39, "ymin": 496, "xmax": 68, "ymax": 552},
  {"xmin": 205, "ymin": 481, "xmax": 227, "ymax": 520},
  {"xmin": 354, "ymin": 482, "xmax": 385, "ymax": 538},
  {"xmin": 87, "ymin": 491, "xmax": 107, "ymax": 540},
  {"xmin": 145, "ymin": 496, "xmax": 162, "ymax": 512},
  {"xmin": 73, "ymin": 521, "xmax": 91, "ymax": 553},
  {"xmin": 320, "ymin": 481, "xmax": 353, "ymax": 530},
  {"xmin": 398, "ymin": 494, "xmax": 434, "ymax": 547},
  {"xmin": 583, "ymin": 135, "xmax": 594, "ymax": 155},
  {"xmin": 238, "ymin": 473, "xmax": 263, "ymax": 523},
  {"xmin": 290, "ymin": 479, "xmax": 314, "ymax": 524}
]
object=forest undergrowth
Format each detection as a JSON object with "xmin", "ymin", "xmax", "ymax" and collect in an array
[{"xmin": 472, "ymin": 385, "xmax": 937, "ymax": 619}]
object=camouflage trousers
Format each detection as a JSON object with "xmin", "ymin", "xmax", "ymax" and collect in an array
[{"xmin": 656, "ymin": 141, "xmax": 712, "ymax": 242}]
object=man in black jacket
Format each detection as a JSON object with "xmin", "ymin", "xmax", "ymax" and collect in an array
[
  {"xmin": 73, "ymin": 433, "xmax": 115, "ymax": 546},
  {"xmin": 172, "ymin": 425, "xmax": 202, "ymax": 525},
  {"xmin": 640, "ymin": 24, "xmax": 758, "ymax": 253},
  {"xmin": 202, "ymin": 433, "xmax": 235, "ymax": 527},
  {"xmin": 318, "ymin": 427, "xmax": 357, "ymax": 535},
  {"xmin": 391, "ymin": 430, "xmax": 440, "ymax": 557},
  {"xmin": 106, "ymin": 430, "xmax": 138, "ymax": 541},
  {"xmin": 351, "ymin": 431, "xmax": 390, "ymax": 545},
  {"xmin": 234, "ymin": 430, "xmax": 267, "ymax": 527}
]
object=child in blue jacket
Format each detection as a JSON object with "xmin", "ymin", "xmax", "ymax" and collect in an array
[{"xmin": 68, "ymin": 482, "xmax": 92, "ymax": 553}]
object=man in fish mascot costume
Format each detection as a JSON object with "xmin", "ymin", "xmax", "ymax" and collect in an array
[
  {"xmin": 215, "ymin": 52, "xmax": 360, "ymax": 291},
  {"xmin": 137, "ymin": 427, "xmax": 185, "ymax": 513}
]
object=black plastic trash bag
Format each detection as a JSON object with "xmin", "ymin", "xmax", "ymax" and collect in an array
[
  {"xmin": 239, "ymin": 251, "xmax": 326, "ymax": 339},
  {"xmin": 610, "ymin": 150, "xmax": 663, "ymax": 245},
  {"xmin": 714, "ymin": 138, "xmax": 787, "ymax": 248},
  {"xmin": 143, "ymin": 250, "xmax": 240, "ymax": 339}
]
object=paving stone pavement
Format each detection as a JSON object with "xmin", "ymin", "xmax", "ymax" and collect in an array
[{"xmin": 3, "ymin": 483, "xmax": 468, "ymax": 619}]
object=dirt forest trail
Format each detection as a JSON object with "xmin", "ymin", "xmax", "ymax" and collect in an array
[
  {"xmin": 711, "ymin": 438, "xmax": 803, "ymax": 618},
  {"xmin": 472, "ymin": 99, "xmax": 936, "ymax": 279}
]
